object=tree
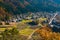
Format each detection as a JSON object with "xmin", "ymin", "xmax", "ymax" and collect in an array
[
  {"xmin": 4, "ymin": 15, "xmax": 10, "ymax": 22},
  {"xmin": 0, "ymin": 7, "xmax": 11, "ymax": 22},
  {"xmin": 0, "ymin": 28, "xmax": 20, "ymax": 40},
  {"xmin": 32, "ymin": 27, "xmax": 60, "ymax": 40}
]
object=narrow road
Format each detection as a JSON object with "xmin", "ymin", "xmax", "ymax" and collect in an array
[
  {"xmin": 27, "ymin": 28, "xmax": 39, "ymax": 40},
  {"xmin": 49, "ymin": 13, "xmax": 58, "ymax": 24}
]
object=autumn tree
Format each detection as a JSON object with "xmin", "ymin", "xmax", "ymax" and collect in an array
[
  {"xmin": 0, "ymin": 7, "xmax": 11, "ymax": 22},
  {"xmin": 32, "ymin": 27, "xmax": 60, "ymax": 40}
]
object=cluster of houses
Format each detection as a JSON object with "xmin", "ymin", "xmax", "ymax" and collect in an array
[
  {"xmin": 0, "ymin": 12, "xmax": 60, "ymax": 28},
  {"xmin": 9, "ymin": 12, "xmax": 54, "ymax": 22}
]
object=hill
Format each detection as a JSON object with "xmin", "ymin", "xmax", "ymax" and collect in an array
[{"xmin": 0, "ymin": 0, "xmax": 60, "ymax": 14}]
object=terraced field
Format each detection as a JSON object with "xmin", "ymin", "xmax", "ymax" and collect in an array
[{"xmin": 19, "ymin": 28, "xmax": 34, "ymax": 36}]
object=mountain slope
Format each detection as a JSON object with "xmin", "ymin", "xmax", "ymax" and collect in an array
[{"xmin": 0, "ymin": 0, "xmax": 60, "ymax": 14}]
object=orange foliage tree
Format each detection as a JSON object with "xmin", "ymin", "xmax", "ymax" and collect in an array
[{"xmin": 32, "ymin": 27, "xmax": 60, "ymax": 40}]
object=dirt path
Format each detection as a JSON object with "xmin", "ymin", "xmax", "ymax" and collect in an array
[{"xmin": 27, "ymin": 28, "xmax": 39, "ymax": 40}]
